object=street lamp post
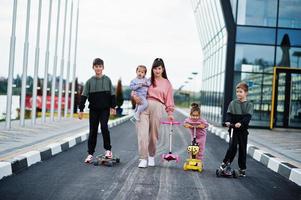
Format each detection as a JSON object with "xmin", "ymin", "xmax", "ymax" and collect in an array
[{"xmin": 191, "ymin": 72, "xmax": 198, "ymax": 103}]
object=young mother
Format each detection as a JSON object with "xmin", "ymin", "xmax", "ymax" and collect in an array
[{"xmin": 132, "ymin": 58, "xmax": 175, "ymax": 168}]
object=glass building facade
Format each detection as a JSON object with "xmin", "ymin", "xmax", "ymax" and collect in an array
[{"xmin": 191, "ymin": 0, "xmax": 301, "ymax": 128}]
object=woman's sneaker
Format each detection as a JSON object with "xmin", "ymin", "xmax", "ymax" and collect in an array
[
  {"xmin": 138, "ymin": 159, "xmax": 148, "ymax": 168},
  {"xmin": 105, "ymin": 150, "xmax": 113, "ymax": 159},
  {"xmin": 84, "ymin": 154, "xmax": 93, "ymax": 163},
  {"xmin": 148, "ymin": 156, "xmax": 155, "ymax": 167},
  {"xmin": 238, "ymin": 169, "xmax": 246, "ymax": 177}
]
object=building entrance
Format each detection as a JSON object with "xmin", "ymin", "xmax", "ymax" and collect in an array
[{"xmin": 270, "ymin": 67, "xmax": 301, "ymax": 129}]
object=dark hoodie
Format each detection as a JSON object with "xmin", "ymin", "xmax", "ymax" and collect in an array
[
  {"xmin": 225, "ymin": 99, "xmax": 253, "ymax": 132},
  {"xmin": 79, "ymin": 75, "xmax": 116, "ymax": 111}
]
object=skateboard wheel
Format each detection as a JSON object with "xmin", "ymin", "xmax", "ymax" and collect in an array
[
  {"xmin": 115, "ymin": 158, "xmax": 120, "ymax": 163},
  {"xmin": 93, "ymin": 160, "xmax": 99, "ymax": 166}
]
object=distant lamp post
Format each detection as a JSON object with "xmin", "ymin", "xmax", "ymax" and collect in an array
[{"xmin": 191, "ymin": 72, "xmax": 199, "ymax": 103}]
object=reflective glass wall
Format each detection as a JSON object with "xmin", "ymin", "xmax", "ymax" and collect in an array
[
  {"xmin": 191, "ymin": 0, "xmax": 227, "ymax": 123},
  {"xmin": 232, "ymin": 0, "xmax": 301, "ymax": 127},
  {"xmin": 192, "ymin": 0, "xmax": 301, "ymax": 127}
]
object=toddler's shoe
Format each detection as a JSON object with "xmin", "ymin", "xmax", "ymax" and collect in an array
[
  {"xmin": 84, "ymin": 154, "xmax": 93, "ymax": 163},
  {"xmin": 105, "ymin": 150, "xmax": 113, "ymax": 159},
  {"xmin": 148, "ymin": 156, "xmax": 155, "ymax": 167},
  {"xmin": 138, "ymin": 159, "xmax": 148, "ymax": 168}
]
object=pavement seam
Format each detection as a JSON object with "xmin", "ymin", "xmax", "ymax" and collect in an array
[
  {"xmin": 176, "ymin": 108, "xmax": 301, "ymax": 187},
  {"xmin": 0, "ymin": 115, "xmax": 133, "ymax": 181}
]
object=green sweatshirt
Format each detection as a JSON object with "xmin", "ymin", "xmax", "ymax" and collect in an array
[
  {"xmin": 226, "ymin": 99, "xmax": 253, "ymax": 131},
  {"xmin": 79, "ymin": 75, "xmax": 116, "ymax": 111}
]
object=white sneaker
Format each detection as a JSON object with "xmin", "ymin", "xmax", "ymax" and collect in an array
[
  {"xmin": 138, "ymin": 159, "xmax": 148, "ymax": 168},
  {"xmin": 84, "ymin": 154, "xmax": 93, "ymax": 163},
  {"xmin": 105, "ymin": 150, "xmax": 113, "ymax": 159},
  {"xmin": 148, "ymin": 156, "xmax": 155, "ymax": 167}
]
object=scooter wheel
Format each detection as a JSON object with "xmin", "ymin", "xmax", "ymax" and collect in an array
[
  {"xmin": 232, "ymin": 170, "xmax": 238, "ymax": 178},
  {"xmin": 216, "ymin": 169, "xmax": 221, "ymax": 177},
  {"xmin": 183, "ymin": 163, "xmax": 188, "ymax": 171},
  {"xmin": 104, "ymin": 161, "xmax": 113, "ymax": 167}
]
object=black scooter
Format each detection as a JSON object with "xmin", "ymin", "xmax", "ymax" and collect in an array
[{"xmin": 216, "ymin": 125, "xmax": 238, "ymax": 178}]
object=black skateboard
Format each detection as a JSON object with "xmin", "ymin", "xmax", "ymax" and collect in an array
[{"xmin": 93, "ymin": 154, "xmax": 120, "ymax": 167}]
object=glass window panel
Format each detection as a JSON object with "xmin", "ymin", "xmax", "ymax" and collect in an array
[
  {"xmin": 208, "ymin": 0, "xmax": 219, "ymax": 34},
  {"xmin": 276, "ymin": 47, "xmax": 301, "ymax": 68},
  {"xmin": 236, "ymin": 26, "xmax": 276, "ymax": 45},
  {"xmin": 197, "ymin": 8, "xmax": 209, "ymax": 46},
  {"xmin": 203, "ymin": 0, "xmax": 214, "ymax": 39},
  {"xmin": 199, "ymin": 3, "xmax": 211, "ymax": 43},
  {"xmin": 278, "ymin": 0, "xmax": 301, "ymax": 29},
  {"xmin": 235, "ymin": 44, "xmax": 275, "ymax": 73},
  {"xmin": 277, "ymin": 29, "xmax": 301, "ymax": 47},
  {"xmin": 215, "ymin": 0, "xmax": 226, "ymax": 29},
  {"xmin": 213, "ymin": 0, "xmax": 223, "ymax": 30},
  {"xmin": 237, "ymin": 0, "xmax": 277, "ymax": 27}
]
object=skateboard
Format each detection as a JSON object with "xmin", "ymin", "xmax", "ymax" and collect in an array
[{"xmin": 93, "ymin": 154, "xmax": 120, "ymax": 167}]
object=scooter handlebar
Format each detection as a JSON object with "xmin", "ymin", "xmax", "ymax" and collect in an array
[{"xmin": 160, "ymin": 120, "xmax": 181, "ymax": 125}]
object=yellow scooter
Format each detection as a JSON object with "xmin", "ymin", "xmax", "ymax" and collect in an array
[{"xmin": 183, "ymin": 122, "xmax": 203, "ymax": 172}]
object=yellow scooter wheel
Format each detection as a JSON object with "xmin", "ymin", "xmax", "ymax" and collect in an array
[{"xmin": 183, "ymin": 163, "xmax": 188, "ymax": 170}]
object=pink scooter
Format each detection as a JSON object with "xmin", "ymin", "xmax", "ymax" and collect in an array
[{"xmin": 160, "ymin": 120, "xmax": 181, "ymax": 162}]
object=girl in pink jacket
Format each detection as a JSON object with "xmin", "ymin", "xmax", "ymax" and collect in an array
[{"xmin": 183, "ymin": 103, "xmax": 208, "ymax": 162}]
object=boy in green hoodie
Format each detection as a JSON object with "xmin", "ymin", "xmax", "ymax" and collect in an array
[
  {"xmin": 219, "ymin": 82, "xmax": 253, "ymax": 177},
  {"xmin": 79, "ymin": 58, "xmax": 116, "ymax": 163}
]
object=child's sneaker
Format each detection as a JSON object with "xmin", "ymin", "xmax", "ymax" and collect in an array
[
  {"xmin": 219, "ymin": 162, "xmax": 227, "ymax": 170},
  {"xmin": 84, "ymin": 154, "xmax": 93, "ymax": 163},
  {"xmin": 105, "ymin": 150, "xmax": 113, "ymax": 159},
  {"xmin": 148, "ymin": 156, "xmax": 155, "ymax": 167},
  {"xmin": 238, "ymin": 169, "xmax": 246, "ymax": 177},
  {"xmin": 138, "ymin": 159, "xmax": 148, "ymax": 168}
]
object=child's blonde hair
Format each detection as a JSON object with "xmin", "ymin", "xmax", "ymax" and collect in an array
[{"xmin": 190, "ymin": 103, "xmax": 201, "ymax": 116}]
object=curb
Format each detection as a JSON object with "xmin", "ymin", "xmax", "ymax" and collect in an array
[
  {"xmin": 0, "ymin": 114, "xmax": 133, "ymax": 180},
  {"xmin": 176, "ymin": 108, "xmax": 301, "ymax": 186}
]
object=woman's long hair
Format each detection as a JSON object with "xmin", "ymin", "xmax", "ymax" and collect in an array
[{"xmin": 151, "ymin": 58, "xmax": 168, "ymax": 87}]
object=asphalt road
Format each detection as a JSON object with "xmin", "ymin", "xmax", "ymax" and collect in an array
[{"xmin": 0, "ymin": 112, "xmax": 300, "ymax": 200}]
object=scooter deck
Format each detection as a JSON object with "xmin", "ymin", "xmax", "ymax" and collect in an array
[{"xmin": 183, "ymin": 158, "xmax": 203, "ymax": 172}]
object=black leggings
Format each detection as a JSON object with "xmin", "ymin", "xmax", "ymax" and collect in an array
[
  {"xmin": 88, "ymin": 109, "xmax": 111, "ymax": 155},
  {"xmin": 223, "ymin": 130, "xmax": 248, "ymax": 170}
]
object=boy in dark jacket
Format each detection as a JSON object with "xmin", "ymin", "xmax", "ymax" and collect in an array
[
  {"xmin": 78, "ymin": 58, "xmax": 116, "ymax": 163},
  {"xmin": 219, "ymin": 82, "xmax": 253, "ymax": 177}
]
